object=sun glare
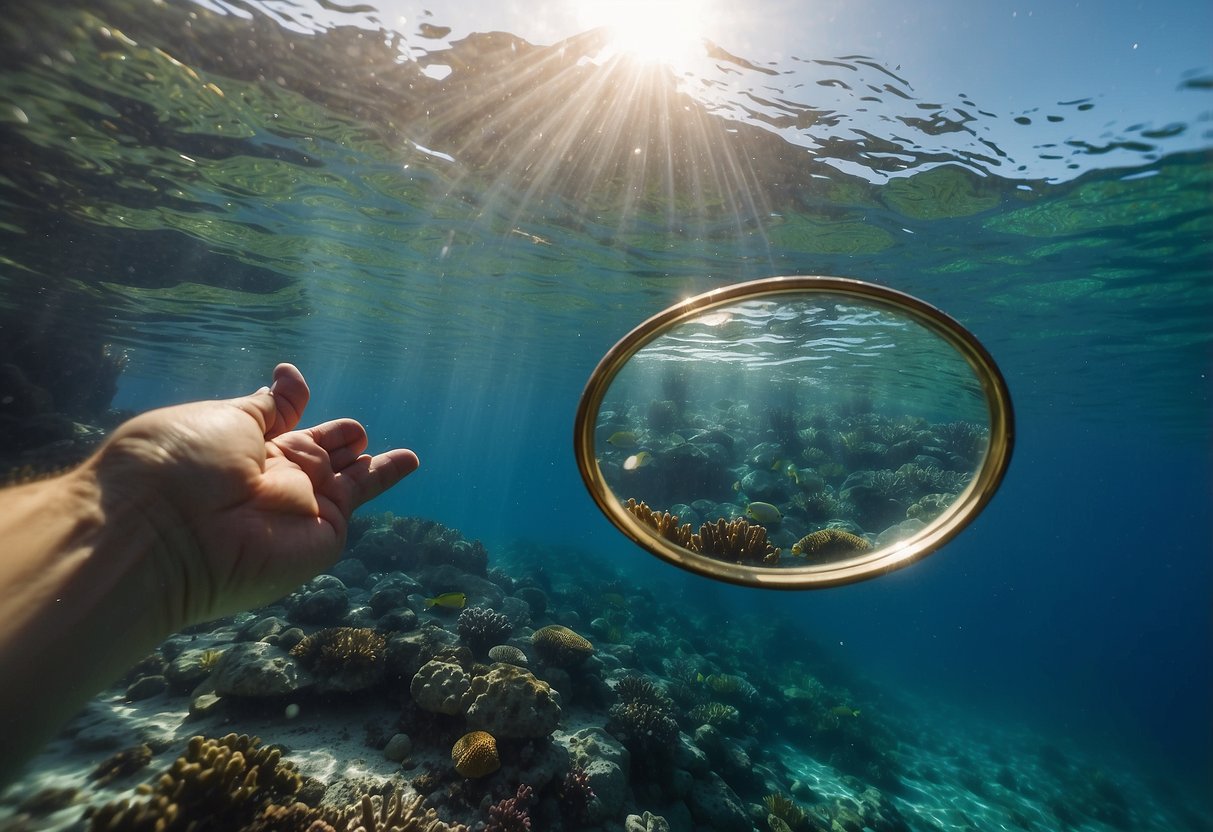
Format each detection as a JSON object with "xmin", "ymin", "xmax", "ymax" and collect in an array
[{"xmin": 576, "ymin": 0, "xmax": 710, "ymax": 67}]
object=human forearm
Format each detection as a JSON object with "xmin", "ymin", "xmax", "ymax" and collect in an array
[{"xmin": 0, "ymin": 462, "xmax": 171, "ymax": 786}]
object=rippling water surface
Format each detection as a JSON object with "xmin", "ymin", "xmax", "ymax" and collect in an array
[{"xmin": 1, "ymin": 0, "xmax": 1210, "ymax": 826}]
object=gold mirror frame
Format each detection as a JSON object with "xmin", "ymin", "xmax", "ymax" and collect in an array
[{"xmin": 573, "ymin": 275, "xmax": 1015, "ymax": 589}]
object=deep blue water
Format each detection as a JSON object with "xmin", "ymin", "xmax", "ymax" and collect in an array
[{"xmin": 1, "ymin": 0, "xmax": 1210, "ymax": 822}]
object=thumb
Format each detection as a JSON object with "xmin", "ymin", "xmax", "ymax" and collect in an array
[{"xmin": 234, "ymin": 363, "xmax": 310, "ymax": 438}]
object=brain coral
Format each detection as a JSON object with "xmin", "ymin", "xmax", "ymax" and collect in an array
[
  {"xmin": 464, "ymin": 664, "xmax": 562, "ymax": 738},
  {"xmin": 451, "ymin": 731, "xmax": 500, "ymax": 778},
  {"xmin": 790, "ymin": 528, "xmax": 872, "ymax": 560},
  {"xmin": 531, "ymin": 625, "xmax": 594, "ymax": 667},
  {"xmin": 410, "ymin": 658, "xmax": 474, "ymax": 715}
]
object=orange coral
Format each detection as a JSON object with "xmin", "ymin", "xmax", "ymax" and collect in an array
[
  {"xmin": 623, "ymin": 498, "xmax": 694, "ymax": 549},
  {"xmin": 692, "ymin": 517, "xmax": 780, "ymax": 565},
  {"xmin": 451, "ymin": 731, "xmax": 500, "ymax": 778}
]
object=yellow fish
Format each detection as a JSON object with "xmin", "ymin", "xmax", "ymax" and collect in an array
[
  {"xmin": 831, "ymin": 706, "xmax": 861, "ymax": 718},
  {"xmin": 623, "ymin": 451, "xmax": 651, "ymax": 471},
  {"xmin": 424, "ymin": 592, "xmax": 467, "ymax": 609},
  {"xmin": 607, "ymin": 431, "xmax": 638, "ymax": 448},
  {"xmin": 745, "ymin": 501, "xmax": 782, "ymax": 524}
]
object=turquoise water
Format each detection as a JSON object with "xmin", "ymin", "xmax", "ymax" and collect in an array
[{"xmin": 0, "ymin": 1, "xmax": 1210, "ymax": 829}]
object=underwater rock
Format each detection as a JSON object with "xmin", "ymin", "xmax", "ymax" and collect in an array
[
  {"xmin": 391, "ymin": 516, "xmax": 490, "ymax": 575},
  {"xmin": 671, "ymin": 734, "xmax": 710, "ymax": 776},
  {"xmin": 165, "ymin": 648, "xmax": 224, "ymax": 692},
  {"xmin": 384, "ymin": 626, "xmax": 459, "ymax": 687},
  {"xmin": 416, "ymin": 565, "xmax": 505, "ymax": 609},
  {"xmin": 515, "ymin": 586, "xmax": 548, "ymax": 617},
  {"xmin": 327, "ymin": 557, "xmax": 370, "ymax": 588},
  {"xmin": 370, "ymin": 586, "xmax": 411, "ymax": 617},
  {"xmin": 287, "ymin": 577, "xmax": 350, "ymax": 625},
  {"xmin": 875, "ymin": 518, "xmax": 926, "ymax": 548},
  {"xmin": 464, "ymin": 664, "xmax": 562, "ymax": 739},
  {"xmin": 740, "ymin": 469, "xmax": 790, "ymax": 503},
  {"xmin": 410, "ymin": 657, "xmax": 475, "ymax": 715},
  {"xmin": 125, "ymin": 674, "xmax": 168, "ymax": 701},
  {"xmin": 497, "ymin": 595, "xmax": 532, "ymax": 628},
  {"xmin": 563, "ymin": 726, "xmax": 631, "ymax": 824},
  {"xmin": 378, "ymin": 608, "xmax": 419, "ymax": 633},
  {"xmin": 350, "ymin": 528, "xmax": 418, "ymax": 573},
  {"xmin": 210, "ymin": 642, "xmax": 314, "ymax": 697},
  {"xmin": 687, "ymin": 771, "xmax": 751, "ymax": 832},
  {"xmin": 625, "ymin": 810, "xmax": 672, "ymax": 832},
  {"xmin": 383, "ymin": 732, "xmax": 412, "ymax": 762},
  {"xmin": 236, "ymin": 615, "xmax": 288, "ymax": 642}
]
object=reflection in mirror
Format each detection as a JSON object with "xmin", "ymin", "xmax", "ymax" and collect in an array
[{"xmin": 592, "ymin": 293, "xmax": 993, "ymax": 570}]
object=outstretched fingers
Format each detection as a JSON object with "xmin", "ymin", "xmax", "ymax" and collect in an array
[{"xmin": 340, "ymin": 448, "xmax": 420, "ymax": 510}]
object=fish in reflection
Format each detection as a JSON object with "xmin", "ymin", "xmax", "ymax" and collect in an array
[
  {"xmin": 607, "ymin": 431, "xmax": 639, "ymax": 448},
  {"xmin": 623, "ymin": 451, "xmax": 652, "ymax": 471},
  {"xmin": 745, "ymin": 501, "xmax": 782, "ymax": 524},
  {"xmin": 424, "ymin": 592, "xmax": 467, "ymax": 609}
]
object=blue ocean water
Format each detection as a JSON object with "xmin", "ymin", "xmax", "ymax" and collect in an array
[{"xmin": 0, "ymin": 0, "xmax": 1210, "ymax": 828}]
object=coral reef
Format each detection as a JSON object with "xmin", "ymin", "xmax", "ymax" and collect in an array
[
  {"xmin": 89, "ymin": 744, "xmax": 153, "ymax": 786},
  {"xmin": 558, "ymin": 766, "xmax": 596, "ymax": 825},
  {"xmin": 88, "ymin": 733, "xmax": 301, "ymax": 831},
  {"xmin": 289, "ymin": 627, "xmax": 386, "ymax": 692},
  {"xmin": 464, "ymin": 664, "xmax": 562, "ymax": 738},
  {"xmin": 485, "ymin": 784, "xmax": 533, "ymax": 832},
  {"xmin": 692, "ymin": 517, "xmax": 781, "ymax": 565},
  {"xmin": 451, "ymin": 731, "xmax": 500, "ymax": 779},
  {"xmin": 791, "ymin": 528, "xmax": 873, "ymax": 559},
  {"xmin": 455, "ymin": 606, "xmax": 513, "ymax": 656},
  {"xmin": 531, "ymin": 625, "xmax": 595, "ymax": 667},
  {"xmin": 623, "ymin": 498, "xmax": 695, "ymax": 549}
]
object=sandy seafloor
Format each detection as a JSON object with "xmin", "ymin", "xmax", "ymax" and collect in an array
[{"xmin": 0, "ymin": 518, "xmax": 1208, "ymax": 832}]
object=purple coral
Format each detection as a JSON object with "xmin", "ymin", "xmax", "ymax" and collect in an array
[
  {"xmin": 486, "ymin": 784, "xmax": 533, "ymax": 832},
  {"xmin": 559, "ymin": 766, "xmax": 596, "ymax": 823}
]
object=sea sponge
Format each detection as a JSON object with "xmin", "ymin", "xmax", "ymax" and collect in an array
[
  {"xmin": 88, "ymin": 733, "xmax": 301, "ymax": 831},
  {"xmin": 464, "ymin": 664, "xmax": 562, "ymax": 738},
  {"xmin": 290, "ymin": 627, "xmax": 386, "ymax": 692},
  {"xmin": 456, "ymin": 607, "xmax": 514, "ymax": 655},
  {"xmin": 623, "ymin": 498, "xmax": 695, "ymax": 549},
  {"xmin": 692, "ymin": 517, "xmax": 780, "ymax": 565},
  {"xmin": 790, "ymin": 528, "xmax": 872, "ymax": 560},
  {"xmin": 531, "ymin": 625, "xmax": 594, "ymax": 667},
  {"xmin": 451, "ymin": 731, "xmax": 500, "ymax": 778}
]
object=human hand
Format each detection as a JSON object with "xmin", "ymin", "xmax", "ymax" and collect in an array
[{"xmin": 90, "ymin": 363, "xmax": 418, "ymax": 629}]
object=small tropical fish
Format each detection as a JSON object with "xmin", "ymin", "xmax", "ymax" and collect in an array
[
  {"xmin": 831, "ymin": 706, "xmax": 861, "ymax": 718},
  {"xmin": 746, "ymin": 501, "xmax": 783, "ymax": 524},
  {"xmin": 783, "ymin": 463, "xmax": 800, "ymax": 484},
  {"xmin": 424, "ymin": 592, "xmax": 467, "ymax": 609},
  {"xmin": 623, "ymin": 451, "xmax": 651, "ymax": 471},
  {"xmin": 607, "ymin": 431, "xmax": 638, "ymax": 448}
]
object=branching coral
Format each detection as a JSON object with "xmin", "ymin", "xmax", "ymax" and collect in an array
[
  {"xmin": 88, "ymin": 733, "xmax": 301, "ymax": 831},
  {"xmin": 485, "ymin": 784, "xmax": 533, "ymax": 832},
  {"xmin": 614, "ymin": 674, "xmax": 673, "ymax": 710},
  {"xmin": 689, "ymin": 702, "xmax": 739, "ymax": 727},
  {"xmin": 702, "ymin": 672, "xmax": 759, "ymax": 703},
  {"xmin": 290, "ymin": 627, "xmax": 386, "ymax": 692},
  {"xmin": 692, "ymin": 517, "xmax": 780, "ymax": 565},
  {"xmin": 456, "ymin": 607, "xmax": 513, "ymax": 655},
  {"xmin": 623, "ymin": 498, "xmax": 694, "ymax": 549},
  {"xmin": 346, "ymin": 791, "xmax": 469, "ymax": 832},
  {"xmin": 558, "ymin": 767, "xmax": 596, "ymax": 824},
  {"xmin": 790, "ymin": 529, "xmax": 872, "ymax": 560}
]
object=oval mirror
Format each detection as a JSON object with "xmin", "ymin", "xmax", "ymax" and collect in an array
[{"xmin": 574, "ymin": 276, "xmax": 1014, "ymax": 588}]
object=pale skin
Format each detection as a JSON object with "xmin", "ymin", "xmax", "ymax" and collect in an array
[{"xmin": 0, "ymin": 363, "xmax": 419, "ymax": 785}]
